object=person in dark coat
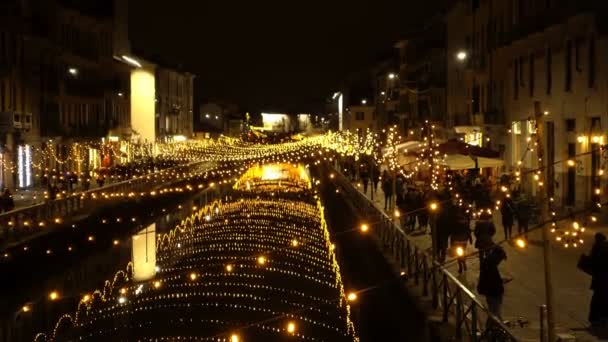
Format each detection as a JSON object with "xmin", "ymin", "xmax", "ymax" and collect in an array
[
  {"xmin": 361, "ymin": 167, "xmax": 370, "ymax": 195},
  {"xmin": 474, "ymin": 211, "xmax": 496, "ymax": 262},
  {"xmin": 382, "ymin": 172, "xmax": 393, "ymax": 211},
  {"xmin": 372, "ymin": 169, "xmax": 380, "ymax": 195},
  {"xmin": 516, "ymin": 198, "xmax": 531, "ymax": 238},
  {"xmin": 451, "ymin": 206, "xmax": 473, "ymax": 274},
  {"xmin": 586, "ymin": 233, "xmax": 608, "ymax": 327},
  {"xmin": 417, "ymin": 191, "xmax": 429, "ymax": 232},
  {"xmin": 500, "ymin": 197, "xmax": 515, "ymax": 240},
  {"xmin": 477, "ymin": 243, "xmax": 507, "ymax": 322},
  {"xmin": 435, "ymin": 202, "xmax": 454, "ymax": 263}
]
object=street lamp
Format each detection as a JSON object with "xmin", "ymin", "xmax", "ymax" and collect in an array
[
  {"xmin": 388, "ymin": 73, "xmax": 397, "ymax": 80},
  {"xmin": 361, "ymin": 99, "xmax": 367, "ymax": 105},
  {"xmin": 456, "ymin": 51, "xmax": 468, "ymax": 61},
  {"xmin": 68, "ymin": 67, "xmax": 78, "ymax": 76}
]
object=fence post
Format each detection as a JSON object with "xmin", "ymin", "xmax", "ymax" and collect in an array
[
  {"xmin": 540, "ymin": 304, "xmax": 547, "ymax": 342},
  {"xmin": 471, "ymin": 304, "xmax": 478, "ymax": 342},
  {"xmin": 455, "ymin": 287, "xmax": 463, "ymax": 339},
  {"xmin": 442, "ymin": 273, "xmax": 449, "ymax": 323},
  {"xmin": 422, "ymin": 254, "xmax": 429, "ymax": 297}
]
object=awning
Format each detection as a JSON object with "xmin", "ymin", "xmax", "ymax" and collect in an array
[
  {"xmin": 437, "ymin": 139, "xmax": 500, "ymax": 158},
  {"xmin": 437, "ymin": 154, "xmax": 504, "ymax": 170}
]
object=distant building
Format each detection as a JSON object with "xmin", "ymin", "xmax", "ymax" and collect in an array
[
  {"xmin": 154, "ymin": 66, "xmax": 194, "ymax": 140},
  {"xmin": 198, "ymin": 102, "xmax": 240, "ymax": 133},
  {"xmin": 345, "ymin": 104, "xmax": 376, "ymax": 134},
  {"xmin": 394, "ymin": 17, "xmax": 447, "ymax": 139}
]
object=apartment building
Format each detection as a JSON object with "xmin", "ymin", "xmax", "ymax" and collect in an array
[{"xmin": 447, "ymin": 0, "xmax": 608, "ymax": 209}]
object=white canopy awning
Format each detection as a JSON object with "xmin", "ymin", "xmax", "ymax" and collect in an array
[{"xmin": 438, "ymin": 154, "xmax": 504, "ymax": 170}]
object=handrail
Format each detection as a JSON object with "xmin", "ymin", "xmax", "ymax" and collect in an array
[
  {"xmin": 331, "ymin": 166, "xmax": 518, "ymax": 341},
  {"xmin": 0, "ymin": 160, "xmax": 208, "ymax": 218}
]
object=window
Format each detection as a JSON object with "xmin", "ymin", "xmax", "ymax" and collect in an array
[
  {"xmin": 355, "ymin": 112, "xmax": 365, "ymax": 121},
  {"xmin": 566, "ymin": 119, "xmax": 575, "ymax": 132},
  {"xmin": 546, "ymin": 47, "xmax": 552, "ymax": 94},
  {"xmin": 575, "ymin": 39, "xmax": 582, "ymax": 72},
  {"xmin": 513, "ymin": 59, "xmax": 519, "ymax": 99},
  {"xmin": 519, "ymin": 56, "xmax": 525, "ymax": 86},
  {"xmin": 513, "ymin": 121, "xmax": 522, "ymax": 134},
  {"xmin": 0, "ymin": 80, "xmax": 4, "ymax": 111},
  {"xmin": 591, "ymin": 117, "xmax": 601, "ymax": 130},
  {"xmin": 565, "ymin": 40, "xmax": 572, "ymax": 91},
  {"xmin": 529, "ymin": 53, "xmax": 534, "ymax": 97},
  {"xmin": 589, "ymin": 36, "xmax": 596, "ymax": 88}
]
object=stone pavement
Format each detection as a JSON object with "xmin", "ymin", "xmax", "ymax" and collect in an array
[{"xmin": 354, "ymin": 182, "xmax": 607, "ymax": 342}]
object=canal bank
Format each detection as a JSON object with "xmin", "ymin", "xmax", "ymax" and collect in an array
[{"xmin": 311, "ymin": 164, "xmax": 430, "ymax": 342}]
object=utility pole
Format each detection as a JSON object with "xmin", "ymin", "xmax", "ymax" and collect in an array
[{"xmin": 534, "ymin": 102, "xmax": 556, "ymax": 342}]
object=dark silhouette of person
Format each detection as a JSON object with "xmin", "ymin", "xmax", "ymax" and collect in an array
[
  {"xmin": 500, "ymin": 197, "xmax": 515, "ymax": 240},
  {"xmin": 477, "ymin": 243, "xmax": 507, "ymax": 323}
]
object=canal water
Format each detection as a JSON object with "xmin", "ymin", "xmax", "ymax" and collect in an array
[{"xmin": 0, "ymin": 187, "xmax": 225, "ymax": 342}]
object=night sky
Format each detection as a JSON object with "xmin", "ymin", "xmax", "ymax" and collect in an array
[{"xmin": 129, "ymin": 0, "xmax": 442, "ymax": 114}]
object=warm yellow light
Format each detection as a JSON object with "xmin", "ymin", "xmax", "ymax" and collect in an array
[
  {"xmin": 595, "ymin": 188, "xmax": 601, "ymax": 195},
  {"xmin": 567, "ymin": 160, "xmax": 575, "ymax": 167},
  {"xmin": 22, "ymin": 305, "xmax": 30, "ymax": 312},
  {"xmin": 153, "ymin": 281, "xmax": 161, "ymax": 289},
  {"xmin": 347, "ymin": 292, "xmax": 358, "ymax": 302},
  {"xmin": 54, "ymin": 218, "xmax": 62, "ymax": 224},
  {"xmin": 230, "ymin": 334, "xmax": 240, "ymax": 342},
  {"xmin": 429, "ymin": 202, "xmax": 438, "ymax": 211},
  {"xmin": 88, "ymin": 235, "xmax": 94, "ymax": 242},
  {"xmin": 113, "ymin": 239, "xmax": 120, "ymax": 245},
  {"xmin": 82, "ymin": 294, "xmax": 91, "ymax": 302},
  {"xmin": 225, "ymin": 264, "xmax": 233, "ymax": 272},
  {"xmin": 49, "ymin": 291, "xmax": 59, "ymax": 301},
  {"xmin": 500, "ymin": 186, "xmax": 508, "ymax": 192},
  {"xmin": 593, "ymin": 136, "xmax": 601, "ymax": 143},
  {"xmin": 189, "ymin": 272, "xmax": 198, "ymax": 281},
  {"xmin": 257, "ymin": 256, "xmax": 266, "ymax": 265},
  {"xmin": 456, "ymin": 246, "xmax": 464, "ymax": 257},
  {"xmin": 287, "ymin": 321, "xmax": 297, "ymax": 334},
  {"xmin": 516, "ymin": 238, "xmax": 527, "ymax": 248},
  {"xmin": 360, "ymin": 223, "xmax": 369, "ymax": 233},
  {"xmin": 291, "ymin": 239, "xmax": 299, "ymax": 247},
  {"xmin": 394, "ymin": 210, "xmax": 400, "ymax": 218},
  {"xmin": 577, "ymin": 136, "xmax": 586, "ymax": 143}
]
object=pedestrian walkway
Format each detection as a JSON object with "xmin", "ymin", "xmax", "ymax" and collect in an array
[{"xmin": 354, "ymin": 182, "xmax": 607, "ymax": 342}]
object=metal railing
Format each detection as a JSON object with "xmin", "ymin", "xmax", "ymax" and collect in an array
[
  {"xmin": 0, "ymin": 161, "xmax": 214, "ymax": 248},
  {"xmin": 333, "ymin": 170, "xmax": 518, "ymax": 342}
]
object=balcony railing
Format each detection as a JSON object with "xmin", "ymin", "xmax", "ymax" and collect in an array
[{"xmin": 331, "ymin": 168, "xmax": 518, "ymax": 342}]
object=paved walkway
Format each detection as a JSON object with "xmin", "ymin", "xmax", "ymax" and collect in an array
[{"xmin": 354, "ymin": 182, "xmax": 607, "ymax": 342}]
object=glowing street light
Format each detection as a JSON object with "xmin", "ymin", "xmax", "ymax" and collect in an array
[
  {"xmin": 286, "ymin": 321, "xmax": 297, "ymax": 334},
  {"xmin": 456, "ymin": 51, "xmax": 467, "ymax": 61},
  {"xmin": 360, "ymin": 223, "xmax": 369, "ymax": 233},
  {"xmin": 49, "ymin": 291, "xmax": 59, "ymax": 301},
  {"xmin": 122, "ymin": 55, "xmax": 142, "ymax": 68},
  {"xmin": 361, "ymin": 99, "xmax": 367, "ymax": 105},
  {"xmin": 388, "ymin": 73, "xmax": 397, "ymax": 80},
  {"xmin": 347, "ymin": 292, "xmax": 358, "ymax": 302},
  {"xmin": 68, "ymin": 67, "xmax": 78, "ymax": 76},
  {"xmin": 516, "ymin": 238, "xmax": 527, "ymax": 248},
  {"xmin": 429, "ymin": 202, "xmax": 439, "ymax": 211},
  {"xmin": 455, "ymin": 246, "xmax": 464, "ymax": 257},
  {"xmin": 230, "ymin": 334, "xmax": 240, "ymax": 342},
  {"xmin": 257, "ymin": 256, "xmax": 266, "ymax": 265}
]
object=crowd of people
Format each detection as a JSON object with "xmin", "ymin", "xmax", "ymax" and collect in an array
[{"xmin": 340, "ymin": 156, "xmax": 607, "ymax": 329}]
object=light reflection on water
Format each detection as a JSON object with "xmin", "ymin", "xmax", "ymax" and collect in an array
[{"xmin": 0, "ymin": 189, "xmax": 219, "ymax": 342}]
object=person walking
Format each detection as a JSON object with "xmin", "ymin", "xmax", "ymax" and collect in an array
[
  {"xmin": 516, "ymin": 197, "xmax": 531, "ymax": 239},
  {"xmin": 382, "ymin": 172, "xmax": 393, "ymax": 211},
  {"xmin": 451, "ymin": 205, "xmax": 472, "ymax": 274},
  {"xmin": 477, "ymin": 243, "xmax": 507, "ymax": 323},
  {"xmin": 435, "ymin": 201, "xmax": 454, "ymax": 263},
  {"xmin": 372, "ymin": 168, "xmax": 380, "ymax": 195},
  {"xmin": 361, "ymin": 167, "xmax": 370, "ymax": 195},
  {"xmin": 579, "ymin": 233, "xmax": 608, "ymax": 329},
  {"xmin": 500, "ymin": 197, "xmax": 515, "ymax": 240},
  {"xmin": 474, "ymin": 211, "xmax": 496, "ymax": 263},
  {"xmin": 417, "ymin": 190, "xmax": 429, "ymax": 233}
]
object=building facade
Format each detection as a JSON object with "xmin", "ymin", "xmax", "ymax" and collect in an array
[
  {"xmin": 155, "ymin": 67, "xmax": 194, "ymax": 140},
  {"xmin": 447, "ymin": 0, "xmax": 608, "ymax": 210},
  {"xmin": 395, "ymin": 18, "xmax": 448, "ymax": 139}
]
